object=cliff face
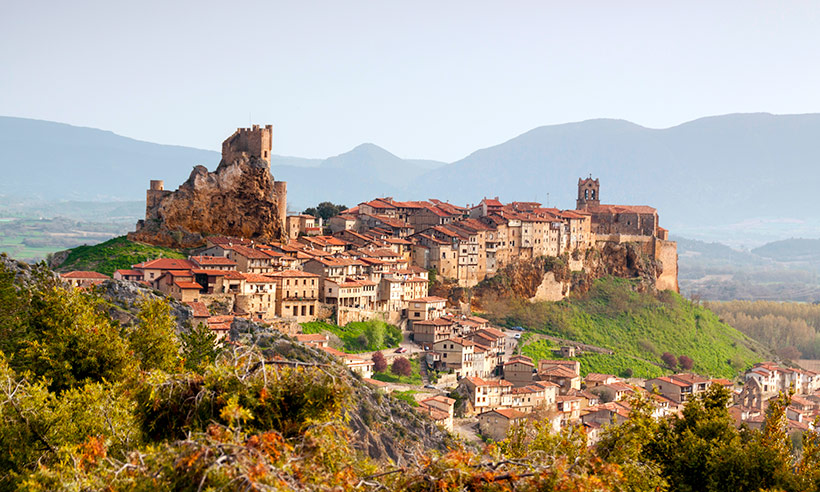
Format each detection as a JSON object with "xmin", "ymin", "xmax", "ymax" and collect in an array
[
  {"xmin": 129, "ymin": 155, "xmax": 285, "ymax": 248},
  {"xmin": 461, "ymin": 242, "xmax": 665, "ymax": 309}
]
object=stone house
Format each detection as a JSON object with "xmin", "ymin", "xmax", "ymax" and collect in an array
[
  {"xmin": 226, "ymin": 245, "xmax": 276, "ymax": 274},
  {"xmin": 407, "ymin": 296, "xmax": 448, "ymax": 322},
  {"xmin": 458, "ymin": 376, "xmax": 513, "ymax": 415},
  {"xmin": 269, "ymin": 270, "xmax": 319, "ymax": 322},
  {"xmin": 645, "ymin": 374, "xmax": 711, "ymax": 404},
  {"xmin": 539, "ymin": 365, "xmax": 582, "ymax": 394},
  {"xmin": 132, "ymin": 258, "xmax": 195, "ymax": 284},
  {"xmin": 113, "ymin": 269, "xmax": 143, "ymax": 282},
  {"xmin": 479, "ymin": 409, "xmax": 527, "ymax": 441},
  {"xmin": 419, "ymin": 395, "xmax": 456, "ymax": 431},
  {"xmin": 556, "ymin": 395, "xmax": 582, "ymax": 426},
  {"xmin": 432, "ymin": 337, "xmax": 475, "ymax": 378},
  {"xmin": 60, "ymin": 271, "xmax": 110, "ymax": 288},
  {"xmin": 189, "ymin": 255, "xmax": 237, "ymax": 271},
  {"xmin": 319, "ymin": 346, "xmax": 374, "ymax": 379},
  {"xmin": 237, "ymin": 273, "xmax": 277, "ymax": 321},
  {"xmin": 413, "ymin": 318, "xmax": 455, "ymax": 348},
  {"xmin": 503, "ymin": 355, "xmax": 536, "ymax": 387},
  {"xmin": 324, "ymin": 279, "xmax": 378, "ymax": 310}
]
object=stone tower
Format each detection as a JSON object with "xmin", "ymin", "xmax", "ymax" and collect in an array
[
  {"xmin": 576, "ymin": 177, "xmax": 600, "ymax": 211},
  {"xmin": 221, "ymin": 124, "xmax": 273, "ymax": 165},
  {"xmin": 145, "ymin": 180, "xmax": 171, "ymax": 220}
]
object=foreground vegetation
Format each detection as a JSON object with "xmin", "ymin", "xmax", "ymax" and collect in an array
[
  {"xmin": 50, "ymin": 235, "xmax": 186, "ymax": 276},
  {"xmin": 300, "ymin": 319, "xmax": 401, "ymax": 353},
  {"xmin": 486, "ymin": 276, "xmax": 767, "ymax": 378},
  {"xmin": 2, "ymin": 259, "xmax": 820, "ymax": 491}
]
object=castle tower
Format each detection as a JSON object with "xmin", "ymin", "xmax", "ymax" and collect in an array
[
  {"xmin": 273, "ymin": 180, "xmax": 287, "ymax": 227},
  {"xmin": 221, "ymin": 124, "xmax": 273, "ymax": 165},
  {"xmin": 146, "ymin": 180, "xmax": 171, "ymax": 220},
  {"xmin": 576, "ymin": 177, "xmax": 600, "ymax": 211}
]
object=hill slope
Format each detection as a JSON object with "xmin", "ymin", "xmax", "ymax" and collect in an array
[
  {"xmin": 486, "ymin": 277, "xmax": 768, "ymax": 378},
  {"xmin": 49, "ymin": 236, "xmax": 185, "ymax": 276}
]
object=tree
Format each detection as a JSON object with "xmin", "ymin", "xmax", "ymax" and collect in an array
[
  {"xmin": 303, "ymin": 202, "xmax": 347, "ymax": 221},
  {"xmin": 391, "ymin": 357, "xmax": 412, "ymax": 377},
  {"xmin": 678, "ymin": 355, "xmax": 694, "ymax": 370},
  {"xmin": 129, "ymin": 297, "xmax": 181, "ymax": 372},
  {"xmin": 181, "ymin": 322, "xmax": 220, "ymax": 371},
  {"xmin": 661, "ymin": 352, "xmax": 678, "ymax": 368},
  {"xmin": 372, "ymin": 351, "xmax": 387, "ymax": 373},
  {"xmin": 363, "ymin": 321, "xmax": 385, "ymax": 350}
]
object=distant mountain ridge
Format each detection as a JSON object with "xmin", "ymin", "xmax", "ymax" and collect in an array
[
  {"xmin": 0, "ymin": 116, "xmax": 444, "ymax": 211},
  {"xmin": 4, "ymin": 113, "xmax": 820, "ymax": 243}
]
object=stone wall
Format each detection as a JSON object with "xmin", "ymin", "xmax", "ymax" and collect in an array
[{"xmin": 654, "ymin": 238, "xmax": 679, "ymax": 292}]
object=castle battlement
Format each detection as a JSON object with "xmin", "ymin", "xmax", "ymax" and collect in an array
[{"xmin": 222, "ymin": 124, "xmax": 273, "ymax": 165}]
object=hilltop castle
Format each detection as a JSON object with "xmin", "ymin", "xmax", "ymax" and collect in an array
[{"xmin": 130, "ymin": 125, "xmax": 287, "ymax": 248}]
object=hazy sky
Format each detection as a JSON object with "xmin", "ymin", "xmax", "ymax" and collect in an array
[{"xmin": 3, "ymin": 1, "xmax": 820, "ymax": 162}]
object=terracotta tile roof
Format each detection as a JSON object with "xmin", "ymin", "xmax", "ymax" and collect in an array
[
  {"xmin": 61, "ymin": 270, "xmax": 111, "ymax": 279},
  {"xmin": 223, "ymin": 270, "xmax": 246, "ymax": 280},
  {"xmin": 191, "ymin": 268, "xmax": 229, "ymax": 276},
  {"xmin": 189, "ymin": 255, "xmax": 237, "ymax": 266},
  {"xmin": 590, "ymin": 204, "xmax": 657, "ymax": 215},
  {"xmin": 174, "ymin": 281, "xmax": 203, "ymax": 290},
  {"xmin": 242, "ymin": 273, "xmax": 277, "ymax": 283},
  {"xmin": 463, "ymin": 376, "xmax": 513, "ymax": 387},
  {"xmin": 133, "ymin": 258, "xmax": 195, "ymax": 270},
  {"xmin": 362, "ymin": 377, "xmax": 389, "ymax": 387},
  {"xmin": 186, "ymin": 301, "xmax": 211, "ymax": 318},
  {"xmin": 114, "ymin": 269, "xmax": 142, "ymax": 277},
  {"xmin": 540, "ymin": 366, "xmax": 579, "ymax": 378},
  {"xmin": 268, "ymin": 269, "xmax": 320, "ymax": 278},
  {"xmin": 230, "ymin": 245, "xmax": 272, "ymax": 260},
  {"xmin": 585, "ymin": 373, "xmax": 617, "ymax": 383},
  {"xmin": 491, "ymin": 408, "xmax": 527, "ymax": 420}
]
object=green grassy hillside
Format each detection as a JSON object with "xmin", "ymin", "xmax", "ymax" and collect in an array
[
  {"xmin": 53, "ymin": 236, "xmax": 185, "ymax": 276},
  {"xmin": 491, "ymin": 277, "xmax": 769, "ymax": 379}
]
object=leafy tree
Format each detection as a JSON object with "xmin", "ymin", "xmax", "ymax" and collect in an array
[
  {"xmin": 129, "ymin": 297, "xmax": 181, "ymax": 372},
  {"xmin": 16, "ymin": 277, "xmax": 133, "ymax": 392},
  {"xmin": 363, "ymin": 321, "xmax": 385, "ymax": 350},
  {"xmin": 181, "ymin": 322, "xmax": 220, "ymax": 371},
  {"xmin": 678, "ymin": 355, "xmax": 694, "ymax": 370},
  {"xmin": 661, "ymin": 352, "xmax": 678, "ymax": 368},
  {"xmin": 391, "ymin": 357, "xmax": 411, "ymax": 377},
  {"xmin": 303, "ymin": 202, "xmax": 347, "ymax": 221},
  {"xmin": 371, "ymin": 351, "xmax": 387, "ymax": 372}
]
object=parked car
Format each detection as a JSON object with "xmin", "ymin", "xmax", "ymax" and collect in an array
[
  {"xmin": 424, "ymin": 384, "xmax": 437, "ymax": 390},
  {"xmin": 514, "ymin": 333, "xmax": 522, "ymax": 339},
  {"xmin": 511, "ymin": 326, "xmax": 524, "ymax": 331},
  {"xmin": 394, "ymin": 347, "xmax": 408, "ymax": 353}
]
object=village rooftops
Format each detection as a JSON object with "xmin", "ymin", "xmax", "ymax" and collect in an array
[
  {"xmin": 191, "ymin": 268, "xmax": 230, "ymax": 276},
  {"xmin": 230, "ymin": 244, "xmax": 273, "ymax": 260},
  {"xmin": 463, "ymin": 376, "xmax": 513, "ymax": 387},
  {"xmin": 114, "ymin": 269, "xmax": 142, "ymax": 277},
  {"xmin": 294, "ymin": 333, "xmax": 328, "ymax": 343}
]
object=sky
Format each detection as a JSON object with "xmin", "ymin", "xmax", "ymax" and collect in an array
[{"xmin": 3, "ymin": 1, "xmax": 820, "ymax": 162}]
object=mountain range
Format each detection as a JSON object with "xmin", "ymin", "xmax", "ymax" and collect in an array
[{"xmin": 3, "ymin": 113, "xmax": 820, "ymax": 245}]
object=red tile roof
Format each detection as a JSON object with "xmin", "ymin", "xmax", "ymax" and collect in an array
[
  {"xmin": 268, "ymin": 270, "xmax": 320, "ymax": 278},
  {"xmin": 186, "ymin": 301, "xmax": 211, "ymax": 318},
  {"xmin": 133, "ymin": 258, "xmax": 195, "ymax": 270},
  {"xmin": 61, "ymin": 271, "xmax": 110, "ymax": 279},
  {"xmin": 189, "ymin": 255, "xmax": 237, "ymax": 266},
  {"xmin": 174, "ymin": 281, "xmax": 203, "ymax": 290}
]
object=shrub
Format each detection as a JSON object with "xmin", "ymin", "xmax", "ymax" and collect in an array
[
  {"xmin": 372, "ymin": 351, "xmax": 387, "ymax": 372},
  {"xmin": 678, "ymin": 355, "xmax": 694, "ymax": 370},
  {"xmin": 661, "ymin": 352, "xmax": 678, "ymax": 368},
  {"xmin": 391, "ymin": 357, "xmax": 412, "ymax": 377}
]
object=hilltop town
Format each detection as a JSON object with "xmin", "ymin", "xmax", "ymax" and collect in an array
[{"xmin": 56, "ymin": 125, "xmax": 818, "ymax": 444}]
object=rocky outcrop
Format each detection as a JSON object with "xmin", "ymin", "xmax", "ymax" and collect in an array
[
  {"xmin": 444, "ymin": 242, "xmax": 664, "ymax": 309},
  {"xmin": 230, "ymin": 318, "xmax": 459, "ymax": 464},
  {"xmin": 128, "ymin": 155, "xmax": 285, "ymax": 249}
]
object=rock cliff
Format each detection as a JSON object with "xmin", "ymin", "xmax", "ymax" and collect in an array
[
  {"xmin": 128, "ymin": 155, "xmax": 285, "ymax": 248},
  {"xmin": 443, "ymin": 242, "xmax": 665, "ymax": 309}
]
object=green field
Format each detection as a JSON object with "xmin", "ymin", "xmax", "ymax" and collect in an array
[
  {"xmin": 371, "ymin": 356, "xmax": 423, "ymax": 386},
  {"xmin": 493, "ymin": 277, "xmax": 768, "ymax": 379},
  {"xmin": 521, "ymin": 338, "xmax": 666, "ymax": 379},
  {"xmin": 300, "ymin": 320, "xmax": 402, "ymax": 353}
]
